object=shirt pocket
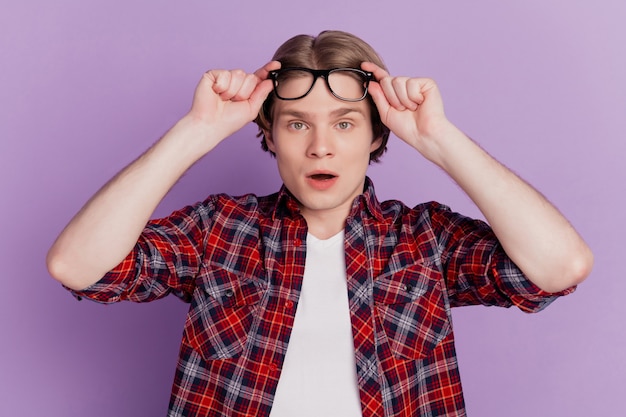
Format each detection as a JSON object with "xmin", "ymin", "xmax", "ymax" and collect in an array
[
  {"xmin": 182, "ymin": 267, "xmax": 266, "ymax": 362},
  {"xmin": 373, "ymin": 262, "xmax": 451, "ymax": 361}
]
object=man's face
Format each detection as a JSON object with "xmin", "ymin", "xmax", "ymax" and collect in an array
[{"xmin": 266, "ymin": 74, "xmax": 382, "ymax": 223}]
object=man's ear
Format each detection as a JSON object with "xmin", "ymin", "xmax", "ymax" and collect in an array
[
  {"xmin": 264, "ymin": 129, "xmax": 276, "ymax": 153},
  {"xmin": 370, "ymin": 134, "xmax": 384, "ymax": 153}
]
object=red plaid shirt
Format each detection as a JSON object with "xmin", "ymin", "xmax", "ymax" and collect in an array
[{"xmin": 70, "ymin": 178, "xmax": 573, "ymax": 417}]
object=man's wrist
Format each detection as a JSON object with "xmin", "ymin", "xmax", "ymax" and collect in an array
[{"xmin": 160, "ymin": 115, "xmax": 225, "ymax": 164}]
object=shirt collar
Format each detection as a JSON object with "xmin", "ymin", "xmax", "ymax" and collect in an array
[
  {"xmin": 271, "ymin": 176, "xmax": 384, "ymax": 222},
  {"xmin": 272, "ymin": 185, "xmax": 302, "ymax": 221},
  {"xmin": 349, "ymin": 176, "xmax": 384, "ymax": 222}
]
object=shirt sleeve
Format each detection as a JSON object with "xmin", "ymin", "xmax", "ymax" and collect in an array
[
  {"xmin": 427, "ymin": 202, "xmax": 575, "ymax": 313},
  {"xmin": 67, "ymin": 198, "xmax": 216, "ymax": 304}
]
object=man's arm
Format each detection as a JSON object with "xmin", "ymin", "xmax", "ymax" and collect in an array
[
  {"xmin": 47, "ymin": 62, "xmax": 280, "ymax": 291},
  {"xmin": 363, "ymin": 62, "xmax": 593, "ymax": 293}
]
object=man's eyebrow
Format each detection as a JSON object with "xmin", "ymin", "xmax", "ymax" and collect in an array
[
  {"xmin": 277, "ymin": 107, "xmax": 366, "ymax": 119},
  {"xmin": 330, "ymin": 107, "xmax": 366, "ymax": 118},
  {"xmin": 278, "ymin": 109, "xmax": 309, "ymax": 119}
]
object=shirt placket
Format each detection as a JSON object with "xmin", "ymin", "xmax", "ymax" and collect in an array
[
  {"xmin": 345, "ymin": 214, "xmax": 385, "ymax": 417},
  {"xmin": 255, "ymin": 216, "xmax": 308, "ymax": 413}
]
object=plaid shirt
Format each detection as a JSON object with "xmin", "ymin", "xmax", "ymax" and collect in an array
[{"xmin": 70, "ymin": 178, "xmax": 573, "ymax": 417}]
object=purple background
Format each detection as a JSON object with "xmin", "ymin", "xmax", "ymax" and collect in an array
[{"xmin": 1, "ymin": 0, "xmax": 624, "ymax": 415}]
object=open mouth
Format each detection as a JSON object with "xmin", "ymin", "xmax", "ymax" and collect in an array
[{"xmin": 309, "ymin": 173, "xmax": 336, "ymax": 181}]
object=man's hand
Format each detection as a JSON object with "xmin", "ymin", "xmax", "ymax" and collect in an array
[
  {"xmin": 182, "ymin": 61, "xmax": 281, "ymax": 152},
  {"xmin": 362, "ymin": 61, "xmax": 451, "ymax": 165}
]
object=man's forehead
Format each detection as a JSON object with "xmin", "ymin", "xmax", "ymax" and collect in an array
[{"xmin": 273, "ymin": 102, "xmax": 371, "ymax": 120}]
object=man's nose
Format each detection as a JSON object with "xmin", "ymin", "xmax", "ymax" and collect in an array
[{"xmin": 307, "ymin": 128, "xmax": 334, "ymax": 158}]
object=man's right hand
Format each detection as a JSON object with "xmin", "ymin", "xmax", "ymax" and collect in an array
[{"xmin": 182, "ymin": 61, "xmax": 281, "ymax": 153}]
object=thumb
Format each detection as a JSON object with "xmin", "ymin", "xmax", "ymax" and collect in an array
[
  {"xmin": 248, "ymin": 79, "xmax": 274, "ymax": 112},
  {"xmin": 367, "ymin": 82, "xmax": 391, "ymax": 124},
  {"xmin": 248, "ymin": 60, "xmax": 281, "ymax": 112}
]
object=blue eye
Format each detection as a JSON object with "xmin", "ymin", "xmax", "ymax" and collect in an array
[
  {"xmin": 337, "ymin": 121, "xmax": 352, "ymax": 130},
  {"xmin": 290, "ymin": 122, "xmax": 305, "ymax": 130}
]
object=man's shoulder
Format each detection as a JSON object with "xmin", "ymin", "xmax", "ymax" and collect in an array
[
  {"xmin": 377, "ymin": 198, "xmax": 452, "ymax": 221},
  {"xmin": 204, "ymin": 191, "xmax": 281, "ymax": 216}
]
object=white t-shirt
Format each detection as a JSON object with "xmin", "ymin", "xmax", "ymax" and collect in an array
[{"xmin": 269, "ymin": 231, "xmax": 363, "ymax": 417}]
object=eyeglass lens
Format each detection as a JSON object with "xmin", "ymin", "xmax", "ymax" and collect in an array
[{"xmin": 273, "ymin": 69, "xmax": 369, "ymax": 101}]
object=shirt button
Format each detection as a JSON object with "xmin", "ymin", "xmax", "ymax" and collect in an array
[
  {"xmin": 269, "ymin": 363, "xmax": 279, "ymax": 372},
  {"xmin": 294, "ymin": 238, "xmax": 302, "ymax": 247},
  {"xmin": 224, "ymin": 290, "xmax": 234, "ymax": 298},
  {"xmin": 285, "ymin": 300, "xmax": 294, "ymax": 310}
]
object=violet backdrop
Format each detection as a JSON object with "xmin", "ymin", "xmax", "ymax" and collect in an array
[{"xmin": 1, "ymin": 0, "xmax": 624, "ymax": 415}]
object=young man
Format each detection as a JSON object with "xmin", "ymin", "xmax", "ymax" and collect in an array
[{"xmin": 47, "ymin": 31, "xmax": 593, "ymax": 416}]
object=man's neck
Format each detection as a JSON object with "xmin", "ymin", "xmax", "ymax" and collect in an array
[{"xmin": 301, "ymin": 208, "xmax": 349, "ymax": 240}]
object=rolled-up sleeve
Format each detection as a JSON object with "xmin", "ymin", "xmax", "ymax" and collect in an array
[
  {"xmin": 66, "ymin": 199, "xmax": 215, "ymax": 304},
  {"xmin": 427, "ymin": 202, "xmax": 575, "ymax": 313}
]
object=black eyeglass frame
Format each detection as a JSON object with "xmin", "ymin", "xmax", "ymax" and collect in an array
[{"xmin": 268, "ymin": 67, "xmax": 374, "ymax": 102}]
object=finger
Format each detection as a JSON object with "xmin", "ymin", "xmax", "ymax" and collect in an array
[
  {"xmin": 254, "ymin": 60, "xmax": 282, "ymax": 81},
  {"xmin": 405, "ymin": 78, "xmax": 422, "ymax": 106},
  {"xmin": 407, "ymin": 77, "xmax": 440, "ymax": 106},
  {"xmin": 361, "ymin": 61, "xmax": 389, "ymax": 81},
  {"xmin": 392, "ymin": 77, "xmax": 419, "ymax": 111},
  {"xmin": 218, "ymin": 69, "xmax": 249, "ymax": 101},
  {"xmin": 362, "ymin": 62, "xmax": 407, "ymax": 110},
  {"xmin": 246, "ymin": 61, "xmax": 282, "ymax": 111},
  {"xmin": 366, "ymin": 82, "xmax": 391, "ymax": 123},
  {"xmin": 248, "ymin": 77, "xmax": 275, "ymax": 110},
  {"xmin": 378, "ymin": 76, "xmax": 406, "ymax": 111},
  {"xmin": 234, "ymin": 60, "xmax": 281, "ymax": 101},
  {"xmin": 209, "ymin": 70, "xmax": 232, "ymax": 96},
  {"xmin": 232, "ymin": 73, "xmax": 261, "ymax": 101}
]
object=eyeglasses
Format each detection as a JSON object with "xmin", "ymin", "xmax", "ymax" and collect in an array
[{"xmin": 268, "ymin": 67, "xmax": 373, "ymax": 102}]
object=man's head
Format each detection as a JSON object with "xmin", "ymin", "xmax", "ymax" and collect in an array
[{"xmin": 255, "ymin": 30, "xmax": 390, "ymax": 163}]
